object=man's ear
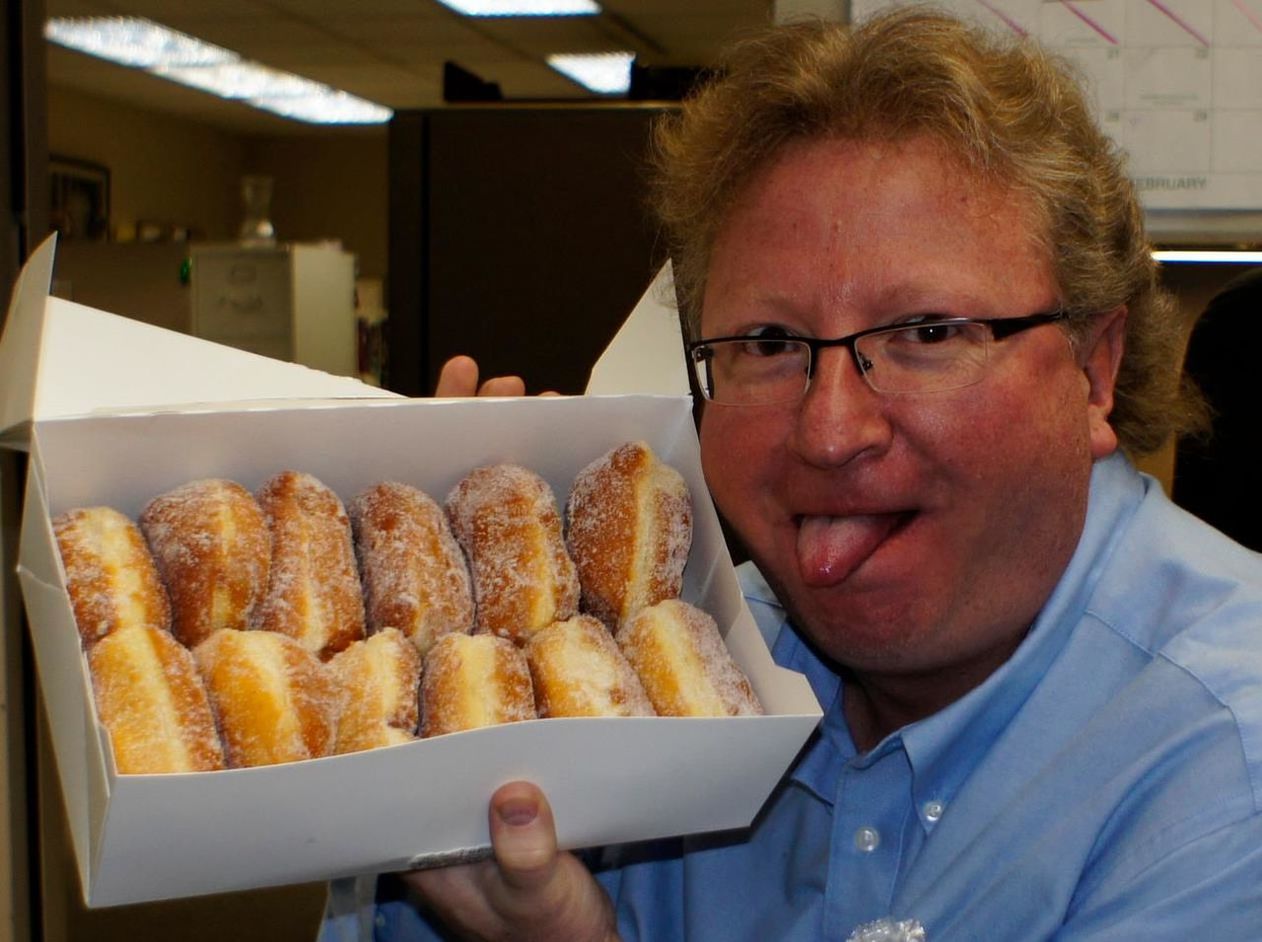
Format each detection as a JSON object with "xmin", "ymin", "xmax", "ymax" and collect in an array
[{"xmin": 1083, "ymin": 306, "xmax": 1127, "ymax": 459}]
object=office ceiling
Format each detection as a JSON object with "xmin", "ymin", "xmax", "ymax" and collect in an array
[{"xmin": 44, "ymin": 0, "xmax": 775, "ymax": 134}]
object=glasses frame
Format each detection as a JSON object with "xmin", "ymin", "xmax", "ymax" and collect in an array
[{"xmin": 687, "ymin": 309, "xmax": 1067, "ymax": 404}]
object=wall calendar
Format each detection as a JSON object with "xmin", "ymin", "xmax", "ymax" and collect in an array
[{"xmin": 851, "ymin": 1, "xmax": 1262, "ymax": 212}]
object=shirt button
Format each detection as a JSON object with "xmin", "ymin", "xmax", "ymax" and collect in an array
[
  {"xmin": 854, "ymin": 826, "xmax": 881, "ymax": 853},
  {"xmin": 923, "ymin": 800, "xmax": 945, "ymax": 824}
]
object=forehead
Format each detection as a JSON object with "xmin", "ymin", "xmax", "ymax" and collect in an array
[
  {"xmin": 732, "ymin": 134, "xmax": 1041, "ymax": 244},
  {"xmin": 701, "ymin": 135, "xmax": 1054, "ymax": 328}
]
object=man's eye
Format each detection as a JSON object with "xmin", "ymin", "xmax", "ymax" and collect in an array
[
  {"xmin": 899, "ymin": 321, "xmax": 964, "ymax": 344},
  {"xmin": 740, "ymin": 327, "xmax": 798, "ymax": 357}
]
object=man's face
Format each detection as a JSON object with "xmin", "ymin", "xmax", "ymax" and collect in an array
[{"xmin": 698, "ymin": 135, "xmax": 1122, "ymax": 683}]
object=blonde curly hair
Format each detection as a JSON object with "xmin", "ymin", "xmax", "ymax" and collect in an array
[{"xmin": 650, "ymin": 6, "xmax": 1204, "ymax": 457}]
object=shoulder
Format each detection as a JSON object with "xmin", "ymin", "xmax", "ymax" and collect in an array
[{"xmin": 1083, "ymin": 471, "xmax": 1262, "ymax": 808}]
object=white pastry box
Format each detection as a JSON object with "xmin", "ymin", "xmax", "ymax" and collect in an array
[{"xmin": 0, "ymin": 237, "xmax": 822, "ymax": 908}]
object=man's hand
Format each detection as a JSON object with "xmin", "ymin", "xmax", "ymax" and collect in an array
[
  {"xmin": 435, "ymin": 355, "xmax": 527, "ymax": 398},
  {"xmin": 403, "ymin": 781, "xmax": 619, "ymax": 942}
]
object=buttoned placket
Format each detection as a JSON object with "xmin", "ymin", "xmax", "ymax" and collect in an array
[{"xmin": 823, "ymin": 737, "xmax": 923, "ymax": 936}]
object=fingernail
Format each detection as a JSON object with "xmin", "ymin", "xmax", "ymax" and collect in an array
[{"xmin": 497, "ymin": 797, "xmax": 538, "ymax": 827}]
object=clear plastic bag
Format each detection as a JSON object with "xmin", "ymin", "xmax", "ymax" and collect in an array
[{"xmin": 848, "ymin": 917, "xmax": 927, "ymax": 942}]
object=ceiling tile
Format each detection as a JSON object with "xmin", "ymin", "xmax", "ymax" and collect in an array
[{"xmin": 45, "ymin": 0, "xmax": 775, "ymax": 127}]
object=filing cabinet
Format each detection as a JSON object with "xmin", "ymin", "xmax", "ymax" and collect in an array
[{"xmin": 190, "ymin": 243, "xmax": 357, "ymax": 377}]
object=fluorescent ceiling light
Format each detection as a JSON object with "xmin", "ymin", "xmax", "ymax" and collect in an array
[
  {"xmin": 45, "ymin": 17, "xmax": 234, "ymax": 69},
  {"xmin": 435, "ymin": 0, "xmax": 600, "ymax": 15},
  {"xmin": 548, "ymin": 52, "xmax": 634, "ymax": 95},
  {"xmin": 254, "ymin": 92, "xmax": 395, "ymax": 125},
  {"xmin": 45, "ymin": 16, "xmax": 392, "ymax": 125},
  {"xmin": 1152, "ymin": 249, "xmax": 1262, "ymax": 264}
]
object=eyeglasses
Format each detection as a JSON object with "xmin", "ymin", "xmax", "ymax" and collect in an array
[{"xmin": 688, "ymin": 309, "xmax": 1067, "ymax": 406}]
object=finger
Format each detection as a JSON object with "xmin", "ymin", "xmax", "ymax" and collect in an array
[
  {"xmin": 403, "ymin": 858, "xmax": 507, "ymax": 939},
  {"xmin": 478, "ymin": 375, "xmax": 527, "ymax": 397},
  {"xmin": 434, "ymin": 355, "xmax": 481, "ymax": 397},
  {"xmin": 488, "ymin": 781, "xmax": 557, "ymax": 891}
]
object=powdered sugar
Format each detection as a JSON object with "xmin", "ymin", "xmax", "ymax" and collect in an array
[
  {"xmin": 88, "ymin": 625, "xmax": 224, "ymax": 773},
  {"xmin": 446, "ymin": 465, "xmax": 579, "ymax": 643},
  {"xmin": 329, "ymin": 627, "xmax": 421, "ymax": 753},
  {"xmin": 350, "ymin": 482, "xmax": 473, "ymax": 657},
  {"xmin": 420, "ymin": 632, "xmax": 535, "ymax": 737},
  {"xmin": 566, "ymin": 441, "xmax": 692, "ymax": 631},
  {"xmin": 140, "ymin": 479, "xmax": 270, "ymax": 648},
  {"xmin": 526, "ymin": 614, "xmax": 655, "ymax": 718},
  {"xmin": 253, "ymin": 471, "xmax": 366, "ymax": 660},
  {"xmin": 620, "ymin": 599, "xmax": 762, "ymax": 717},
  {"xmin": 54, "ymin": 506, "xmax": 171, "ymax": 645},
  {"xmin": 194, "ymin": 628, "xmax": 337, "ymax": 767}
]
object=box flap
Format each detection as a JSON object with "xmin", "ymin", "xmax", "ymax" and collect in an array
[
  {"xmin": 15, "ymin": 450, "xmax": 105, "ymax": 895},
  {"xmin": 0, "ymin": 234, "xmax": 58, "ymax": 444},
  {"xmin": 586, "ymin": 262, "xmax": 691, "ymax": 397},
  {"xmin": 0, "ymin": 235, "xmax": 397, "ymax": 442}
]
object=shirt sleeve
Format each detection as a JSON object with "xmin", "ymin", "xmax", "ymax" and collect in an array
[
  {"xmin": 1054, "ymin": 812, "xmax": 1262, "ymax": 940},
  {"xmin": 317, "ymin": 875, "xmax": 452, "ymax": 942}
]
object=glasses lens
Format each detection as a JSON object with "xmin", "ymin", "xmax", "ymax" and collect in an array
[
  {"xmin": 857, "ymin": 321, "xmax": 989, "ymax": 394},
  {"xmin": 695, "ymin": 338, "xmax": 809, "ymax": 404}
]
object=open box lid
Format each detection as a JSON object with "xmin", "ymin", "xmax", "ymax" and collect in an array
[
  {"xmin": 586, "ymin": 262, "xmax": 691, "ymax": 397},
  {"xmin": 6, "ymin": 237, "xmax": 825, "ymax": 907},
  {"xmin": 0, "ymin": 235, "xmax": 398, "ymax": 446}
]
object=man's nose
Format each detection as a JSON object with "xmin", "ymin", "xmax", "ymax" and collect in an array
[{"xmin": 788, "ymin": 346, "xmax": 893, "ymax": 468}]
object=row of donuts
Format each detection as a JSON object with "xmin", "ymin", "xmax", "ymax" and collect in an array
[{"xmin": 53, "ymin": 441, "xmax": 761, "ymax": 773}]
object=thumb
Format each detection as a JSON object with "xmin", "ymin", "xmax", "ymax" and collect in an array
[{"xmin": 488, "ymin": 781, "xmax": 559, "ymax": 891}]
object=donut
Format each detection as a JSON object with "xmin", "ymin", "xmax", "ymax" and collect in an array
[
  {"xmin": 525, "ymin": 614, "xmax": 655, "ymax": 718},
  {"xmin": 566, "ymin": 441, "xmax": 692, "ymax": 631},
  {"xmin": 329, "ymin": 627, "xmax": 421, "ymax": 754},
  {"xmin": 53, "ymin": 506, "xmax": 171, "ymax": 646},
  {"xmin": 420, "ymin": 632, "xmax": 535, "ymax": 737},
  {"xmin": 618, "ymin": 599, "xmax": 763, "ymax": 717},
  {"xmin": 194, "ymin": 628, "xmax": 338, "ymax": 767},
  {"xmin": 253, "ymin": 470, "xmax": 365, "ymax": 660},
  {"xmin": 445, "ymin": 464, "xmax": 579, "ymax": 644},
  {"xmin": 350, "ymin": 482, "xmax": 474, "ymax": 657},
  {"xmin": 139, "ymin": 478, "xmax": 271, "ymax": 648},
  {"xmin": 88, "ymin": 625, "xmax": 225, "ymax": 773}
]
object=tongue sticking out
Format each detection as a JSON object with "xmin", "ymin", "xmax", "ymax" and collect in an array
[{"xmin": 796, "ymin": 513, "xmax": 902, "ymax": 587}]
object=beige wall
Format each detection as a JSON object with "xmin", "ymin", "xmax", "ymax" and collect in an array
[
  {"xmin": 248, "ymin": 132, "xmax": 388, "ymax": 280},
  {"xmin": 48, "ymin": 87, "xmax": 248, "ymax": 243},
  {"xmin": 46, "ymin": 86, "xmax": 388, "ymax": 280}
]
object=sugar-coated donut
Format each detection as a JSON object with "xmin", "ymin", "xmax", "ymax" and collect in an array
[
  {"xmin": 88, "ymin": 625, "xmax": 225, "ymax": 774},
  {"xmin": 445, "ymin": 464, "xmax": 579, "ymax": 644},
  {"xmin": 329, "ymin": 627, "xmax": 421, "ymax": 754},
  {"xmin": 618, "ymin": 599, "xmax": 763, "ymax": 717},
  {"xmin": 566, "ymin": 441, "xmax": 692, "ymax": 631},
  {"xmin": 53, "ymin": 506, "xmax": 171, "ymax": 646},
  {"xmin": 350, "ymin": 482, "xmax": 474, "ymax": 657},
  {"xmin": 253, "ymin": 470, "xmax": 365, "ymax": 660},
  {"xmin": 420, "ymin": 632, "xmax": 535, "ymax": 737},
  {"xmin": 194, "ymin": 628, "xmax": 338, "ymax": 767},
  {"xmin": 139, "ymin": 478, "xmax": 271, "ymax": 648},
  {"xmin": 526, "ymin": 614, "xmax": 655, "ymax": 718}
]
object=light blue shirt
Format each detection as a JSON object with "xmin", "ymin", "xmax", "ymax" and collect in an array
[{"xmin": 328, "ymin": 453, "xmax": 1262, "ymax": 940}]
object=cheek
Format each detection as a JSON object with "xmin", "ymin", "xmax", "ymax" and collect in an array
[
  {"xmin": 699, "ymin": 408, "xmax": 771, "ymax": 523},
  {"xmin": 959, "ymin": 369, "xmax": 1094, "ymax": 505}
]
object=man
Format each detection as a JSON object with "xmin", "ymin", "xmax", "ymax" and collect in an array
[{"xmin": 331, "ymin": 8, "xmax": 1262, "ymax": 939}]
